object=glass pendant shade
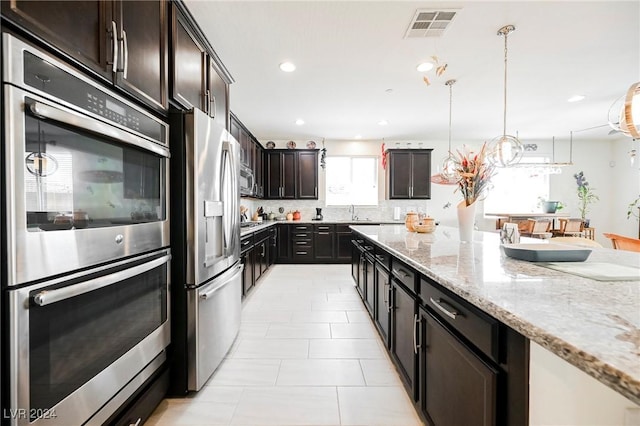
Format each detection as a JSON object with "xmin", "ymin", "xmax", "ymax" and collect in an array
[
  {"xmin": 489, "ymin": 134, "xmax": 523, "ymax": 167},
  {"xmin": 440, "ymin": 154, "xmax": 457, "ymax": 182}
]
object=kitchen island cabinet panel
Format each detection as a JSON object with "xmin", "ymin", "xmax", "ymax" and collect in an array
[{"xmin": 391, "ymin": 279, "xmax": 417, "ymax": 399}]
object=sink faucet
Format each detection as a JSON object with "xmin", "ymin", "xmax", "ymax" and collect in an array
[{"xmin": 349, "ymin": 204, "xmax": 358, "ymax": 221}]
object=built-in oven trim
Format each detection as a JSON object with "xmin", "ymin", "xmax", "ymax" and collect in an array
[
  {"xmin": 3, "ymin": 33, "xmax": 169, "ymax": 147},
  {"xmin": 4, "ymin": 84, "xmax": 170, "ymax": 286},
  {"xmin": 8, "ymin": 249, "xmax": 171, "ymax": 426}
]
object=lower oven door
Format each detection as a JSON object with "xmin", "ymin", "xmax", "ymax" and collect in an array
[{"xmin": 8, "ymin": 249, "xmax": 171, "ymax": 425}]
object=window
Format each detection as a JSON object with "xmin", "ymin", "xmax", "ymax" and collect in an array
[
  {"xmin": 325, "ymin": 156, "xmax": 378, "ymax": 205},
  {"xmin": 484, "ymin": 157, "xmax": 550, "ymax": 213}
]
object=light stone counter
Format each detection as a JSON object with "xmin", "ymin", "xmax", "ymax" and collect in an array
[{"xmin": 350, "ymin": 224, "xmax": 640, "ymax": 405}]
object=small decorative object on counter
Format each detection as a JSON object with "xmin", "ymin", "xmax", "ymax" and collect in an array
[
  {"xmin": 292, "ymin": 210, "xmax": 301, "ymax": 220},
  {"xmin": 405, "ymin": 212, "xmax": 419, "ymax": 232},
  {"xmin": 267, "ymin": 211, "xmax": 276, "ymax": 221},
  {"xmin": 286, "ymin": 211, "xmax": 294, "ymax": 221},
  {"xmin": 414, "ymin": 217, "xmax": 436, "ymax": 233}
]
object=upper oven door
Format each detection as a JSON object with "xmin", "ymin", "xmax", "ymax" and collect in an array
[{"xmin": 4, "ymin": 84, "xmax": 170, "ymax": 286}]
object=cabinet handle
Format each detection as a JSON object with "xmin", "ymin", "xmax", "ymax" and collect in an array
[
  {"xmin": 129, "ymin": 419, "xmax": 142, "ymax": 426},
  {"xmin": 384, "ymin": 281, "xmax": 390, "ymax": 313},
  {"xmin": 296, "ymin": 251, "xmax": 307, "ymax": 255},
  {"xmin": 296, "ymin": 233, "xmax": 308, "ymax": 237},
  {"xmin": 211, "ymin": 95, "xmax": 217, "ymax": 119},
  {"xmin": 375, "ymin": 254, "xmax": 385, "ymax": 261},
  {"xmin": 318, "ymin": 232, "xmax": 330, "ymax": 235},
  {"xmin": 109, "ymin": 21, "xmax": 118, "ymax": 73},
  {"xmin": 296, "ymin": 226, "xmax": 307, "ymax": 230},
  {"xmin": 393, "ymin": 268, "xmax": 410, "ymax": 278},
  {"xmin": 413, "ymin": 313, "xmax": 420, "ymax": 354},
  {"xmin": 295, "ymin": 241, "xmax": 306, "ymax": 245},
  {"xmin": 429, "ymin": 297, "xmax": 459, "ymax": 320},
  {"xmin": 121, "ymin": 29, "xmax": 129, "ymax": 79},
  {"xmin": 261, "ymin": 246, "xmax": 265, "ymax": 257}
]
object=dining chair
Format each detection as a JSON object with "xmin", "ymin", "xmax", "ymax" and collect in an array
[
  {"xmin": 602, "ymin": 233, "xmax": 640, "ymax": 253},
  {"xmin": 555, "ymin": 218, "xmax": 584, "ymax": 237},
  {"xmin": 522, "ymin": 218, "xmax": 552, "ymax": 239}
]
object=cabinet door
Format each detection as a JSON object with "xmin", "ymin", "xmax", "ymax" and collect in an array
[
  {"xmin": 268, "ymin": 229, "xmax": 277, "ymax": 266},
  {"xmin": 336, "ymin": 231, "xmax": 353, "ymax": 262},
  {"xmin": 388, "ymin": 151, "xmax": 411, "ymax": 199},
  {"xmin": 375, "ymin": 265, "xmax": 391, "ymax": 348},
  {"xmin": 297, "ymin": 150, "xmax": 318, "ymax": 199},
  {"xmin": 207, "ymin": 57, "xmax": 228, "ymax": 129},
  {"xmin": 351, "ymin": 241, "xmax": 360, "ymax": 284},
  {"xmin": 241, "ymin": 249, "xmax": 254, "ymax": 297},
  {"xmin": 392, "ymin": 280, "xmax": 417, "ymax": 399},
  {"xmin": 2, "ymin": 1, "xmax": 113, "ymax": 81},
  {"xmin": 258, "ymin": 239, "xmax": 269, "ymax": 277},
  {"xmin": 266, "ymin": 152, "xmax": 282, "ymax": 198},
  {"xmin": 171, "ymin": 5, "xmax": 205, "ymax": 110},
  {"xmin": 410, "ymin": 151, "xmax": 431, "ymax": 199},
  {"xmin": 118, "ymin": 0, "xmax": 167, "ymax": 111},
  {"xmin": 422, "ymin": 312, "xmax": 498, "ymax": 426},
  {"xmin": 240, "ymin": 130, "xmax": 251, "ymax": 167},
  {"xmin": 314, "ymin": 230, "xmax": 335, "ymax": 260},
  {"xmin": 255, "ymin": 144, "xmax": 264, "ymax": 198},
  {"xmin": 364, "ymin": 255, "xmax": 375, "ymax": 316},
  {"xmin": 277, "ymin": 225, "xmax": 291, "ymax": 262},
  {"xmin": 282, "ymin": 152, "xmax": 297, "ymax": 199}
]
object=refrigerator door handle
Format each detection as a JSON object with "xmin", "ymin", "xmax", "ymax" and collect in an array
[{"xmin": 221, "ymin": 141, "xmax": 238, "ymax": 258}]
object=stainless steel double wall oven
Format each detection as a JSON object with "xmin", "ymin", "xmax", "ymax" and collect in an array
[{"xmin": 2, "ymin": 33, "xmax": 171, "ymax": 425}]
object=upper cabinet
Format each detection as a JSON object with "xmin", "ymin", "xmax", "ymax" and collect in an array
[
  {"xmin": 171, "ymin": 2, "xmax": 230, "ymax": 130},
  {"xmin": 386, "ymin": 149, "xmax": 433, "ymax": 199},
  {"xmin": 2, "ymin": 0, "xmax": 168, "ymax": 112},
  {"xmin": 266, "ymin": 149, "xmax": 318, "ymax": 200},
  {"xmin": 231, "ymin": 113, "xmax": 264, "ymax": 198}
]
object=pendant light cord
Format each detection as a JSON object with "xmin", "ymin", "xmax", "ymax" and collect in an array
[
  {"xmin": 502, "ymin": 28, "xmax": 508, "ymax": 137},
  {"xmin": 448, "ymin": 81, "xmax": 453, "ymax": 152}
]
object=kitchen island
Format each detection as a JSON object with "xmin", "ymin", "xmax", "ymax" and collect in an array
[{"xmin": 350, "ymin": 224, "xmax": 640, "ymax": 419}]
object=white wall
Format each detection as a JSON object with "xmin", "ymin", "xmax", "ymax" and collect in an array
[{"xmin": 244, "ymin": 136, "xmax": 640, "ymax": 243}]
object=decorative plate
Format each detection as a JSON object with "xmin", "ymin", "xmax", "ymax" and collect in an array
[
  {"xmin": 286, "ymin": 141, "xmax": 296, "ymax": 149},
  {"xmin": 266, "ymin": 141, "xmax": 275, "ymax": 149},
  {"xmin": 306, "ymin": 140, "xmax": 316, "ymax": 149}
]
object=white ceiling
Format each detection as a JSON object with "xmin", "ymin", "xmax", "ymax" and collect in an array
[{"xmin": 185, "ymin": 0, "xmax": 640, "ymax": 143}]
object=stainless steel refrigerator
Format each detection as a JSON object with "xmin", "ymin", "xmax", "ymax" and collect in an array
[{"xmin": 169, "ymin": 108, "xmax": 242, "ymax": 393}]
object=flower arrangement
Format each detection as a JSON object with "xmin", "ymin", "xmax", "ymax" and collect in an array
[
  {"xmin": 573, "ymin": 171, "xmax": 599, "ymax": 221},
  {"xmin": 452, "ymin": 142, "xmax": 496, "ymax": 206}
]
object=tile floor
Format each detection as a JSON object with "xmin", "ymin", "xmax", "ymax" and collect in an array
[{"xmin": 147, "ymin": 265, "xmax": 424, "ymax": 426}]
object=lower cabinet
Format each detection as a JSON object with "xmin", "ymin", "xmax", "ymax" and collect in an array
[
  {"xmin": 364, "ymin": 253, "xmax": 375, "ymax": 316},
  {"xmin": 240, "ymin": 245, "xmax": 254, "ymax": 297},
  {"xmin": 314, "ymin": 224, "xmax": 335, "ymax": 260},
  {"xmin": 335, "ymin": 225, "xmax": 352, "ymax": 263},
  {"xmin": 277, "ymin": 224, "xmax": 291, "ymax": 262},
  {"xmin": 419, "ymin": 307, "xmax": 498, "ymax": 426},
  {"xmin": 391, "ymin": 279, "xmax": 418, "ymax": 399},
  {"xmin": 268, "ymin": 227, "xmax": 277, "ymax": 267},
  {"xmin": 374, "ymin": 263, "xmax": 391, "ymax": 348}
]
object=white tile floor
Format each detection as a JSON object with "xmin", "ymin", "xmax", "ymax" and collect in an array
[{"xmin": 147, "ymin": 265, "xmax": 424, "ymax": 426}]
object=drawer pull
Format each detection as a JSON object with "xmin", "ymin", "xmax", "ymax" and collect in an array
[
  {"xmin": 295, "ymin": 226, "xmax": 308, "ymax": 230},
  {"xmin": 430, "ymin": 297, "xmax": 459, "ymax": 320},
  {"xmin": 295, "ymin": 241, "xmax": 307, "ymax": 245},
  {"xmin": 318, "ymin": 226, "xmax": 330, "ymax": 230},
  {"xmin": 318, "ymin": 232, "xmax": 330, "ymax": 235},
  {"xmin": 413, "ymin": 314, "xmax": 421, "ymax": 354},
  {"xmin": 296, "ymin": 251, "xmax": 308, "ymax": 255},
  {"xmin": 296, "ymin": 233, "xmax": 308, "ymax": 237},
  {"xmin": 375, "ymin": 254, "xmax": 386, "ymax": 261},
  {"xmin": 393, "ymin": 268, "xmax": 410, "ymax": 278}
]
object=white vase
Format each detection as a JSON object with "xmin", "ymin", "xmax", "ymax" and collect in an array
[{"xmin": 457, "ymin": 200, "xmax": 476, "ymax": 243}]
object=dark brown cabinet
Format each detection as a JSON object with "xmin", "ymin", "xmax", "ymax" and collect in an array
[
  {"xmin": 374, "ymin": 264, "xmax": 391, "ymax": 348},
  {"xmin": 171, "ymin": 3, "xmax": 229, "ymax": 125},
  {"xmin": 420, "ymin": 308, "xmax": 498, "ymax": 426},
  {"xmin": 335, "ymin": 225, "xmax": 352, "ymax": 262},
  {"xmin": 241, "ymin": 234, "xmax": 254, "ymax": 297},
  {"xmin": 266, "ymin": 150, "xmax": 318, "ymax": 200},
  {"xmin": 391, "ymin": 278, "xmax": 418, "ymax": 400},
  {"xmin": 277, "ymin": 224, "xmax": 291, "ymax": 262},
  {"xmin": 386, "ymin": 149, "xmax": 432, "ymax": 199},
  {"xmin": 364, "ymin": 253, "xmax": 375, "ymax": 316},
  {"xmin": 3, "ymin": 0, "xmax": 168, "ymax": 112},
  {"xmin": 314, "ymin": 224, "xmax": 335, "ymax": 260},
  {"xmin": 231, "ymin": 114, "xmax": 264, "ymax": 197}
]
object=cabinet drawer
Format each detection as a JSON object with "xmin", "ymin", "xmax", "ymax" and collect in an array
[
  {"xmin": 336, "ymin": 224, "xmax": 351, "ymax": 233},
  {"xmin": 374, "ymin": 247, "xmax": 391, "ymax": 271},
  {"xmin": 293, "ymin": 240, "xmax": 312, "ymax": 248},
  {"xmin": 292, "ymin": 224, "xmax": 312, "ymax": 232},
  {"xmin": 420, "ymin": 276, "xmax": 499, "ymax": 361},
  {"xmin": 241, "ymin": 236, "xmax": 253, "ymax": 253},
  {"xmin": 293, "ymin": 248, "xmax": 314, "ymax": 261},
  {"xmin": 292, "ymin": 232, "xmax": 311, "ymax": 239},
  {"xmin": 255, "ymin": 229, "xmax": 270, "ymax": 241},
  {"xmin": 314, "ymin": 224, "xmax": 335, "ymax": 232},
  {"xmin": 391, "ymin": 259, "xmax": 416, "ymax": 292}
]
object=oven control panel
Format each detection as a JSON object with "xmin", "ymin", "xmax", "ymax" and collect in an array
[{"xmin": 86, "ymin": 94, "xmax": 141, "ymax": 131}]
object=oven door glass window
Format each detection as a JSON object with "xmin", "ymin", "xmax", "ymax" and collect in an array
[
  {"xmin": 28, "ymin": 259, "xmax": 168, "ymax": 416},
  {"xmin": 24, "ymin": 109, "xmax": 166, "ymax": 231}
]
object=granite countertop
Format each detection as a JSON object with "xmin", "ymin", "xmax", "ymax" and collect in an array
[
  {"xmin": 350, "ymin": 224, "xmax": 640, "ymax": 405},
  {"xmin": 240, "ymin": 220, "xmax": 404, "ymax": 237}
]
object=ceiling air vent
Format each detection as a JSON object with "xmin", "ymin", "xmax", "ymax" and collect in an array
[{"xmin": 404, "ymin": 9, "xmax": 460, "ymax": 38}]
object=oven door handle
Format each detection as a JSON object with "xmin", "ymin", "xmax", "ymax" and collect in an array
[
  {"xmin": 25, "ymin": 99, "xmax": 170, "ymax": 158},
  {"xmin": 33, "ymin": 254, "xmax": 171, "ymax": 306}
]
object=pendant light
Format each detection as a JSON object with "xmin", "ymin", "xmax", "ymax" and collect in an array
[
  {"xmin": 440, "ymin": 79, "xmax": 458, "ymax": 182},
  {"xmin": 489, "ymin": 25, "xmax": 523, "ymax": 167},
  {"xmin": 608, "ymin": 82, "xmax": 640, "ymax": 138}
]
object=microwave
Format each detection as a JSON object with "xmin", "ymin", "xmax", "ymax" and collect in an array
[{"xmin": 239, "ymin": 164, "xmax": 255, "ymax": 196}]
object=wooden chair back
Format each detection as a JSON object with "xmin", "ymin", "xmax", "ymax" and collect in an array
[
  {"xmin": 558, "ymin": 218, "xmax": 584, "ymax": 236},
  {"xmin": 522, "ymin": 219, "xmax": 552, "ymax": 238},
  {"xmin": 602, "ymin": 233, "xmax": 640, "ymax": 253}
]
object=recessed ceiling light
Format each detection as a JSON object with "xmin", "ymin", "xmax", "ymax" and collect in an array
[
  {"xmin": 416, "ymin": 62, "xmax": 434, "ymax": 72},
  {"xmin": 279, "ymin": 62, "xmax": 296, "ymax": 72},
  {"xmin": 378, "ymin": 120, "xmax": 388, "ymax": 126},
  {"xmin": 567, "ymin": 95, "xmax": 586, "ymax": 103},
  {"xmin": 295, "ymin": 119, "xmax": 304, "ymax": 125},
  {"xmin": 385, "ymin": 89, "xmax": 394, "ymax": 93},
  {"xmin": 355, "ymin": 134, "xmax": 362, "ymax": 139}
]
